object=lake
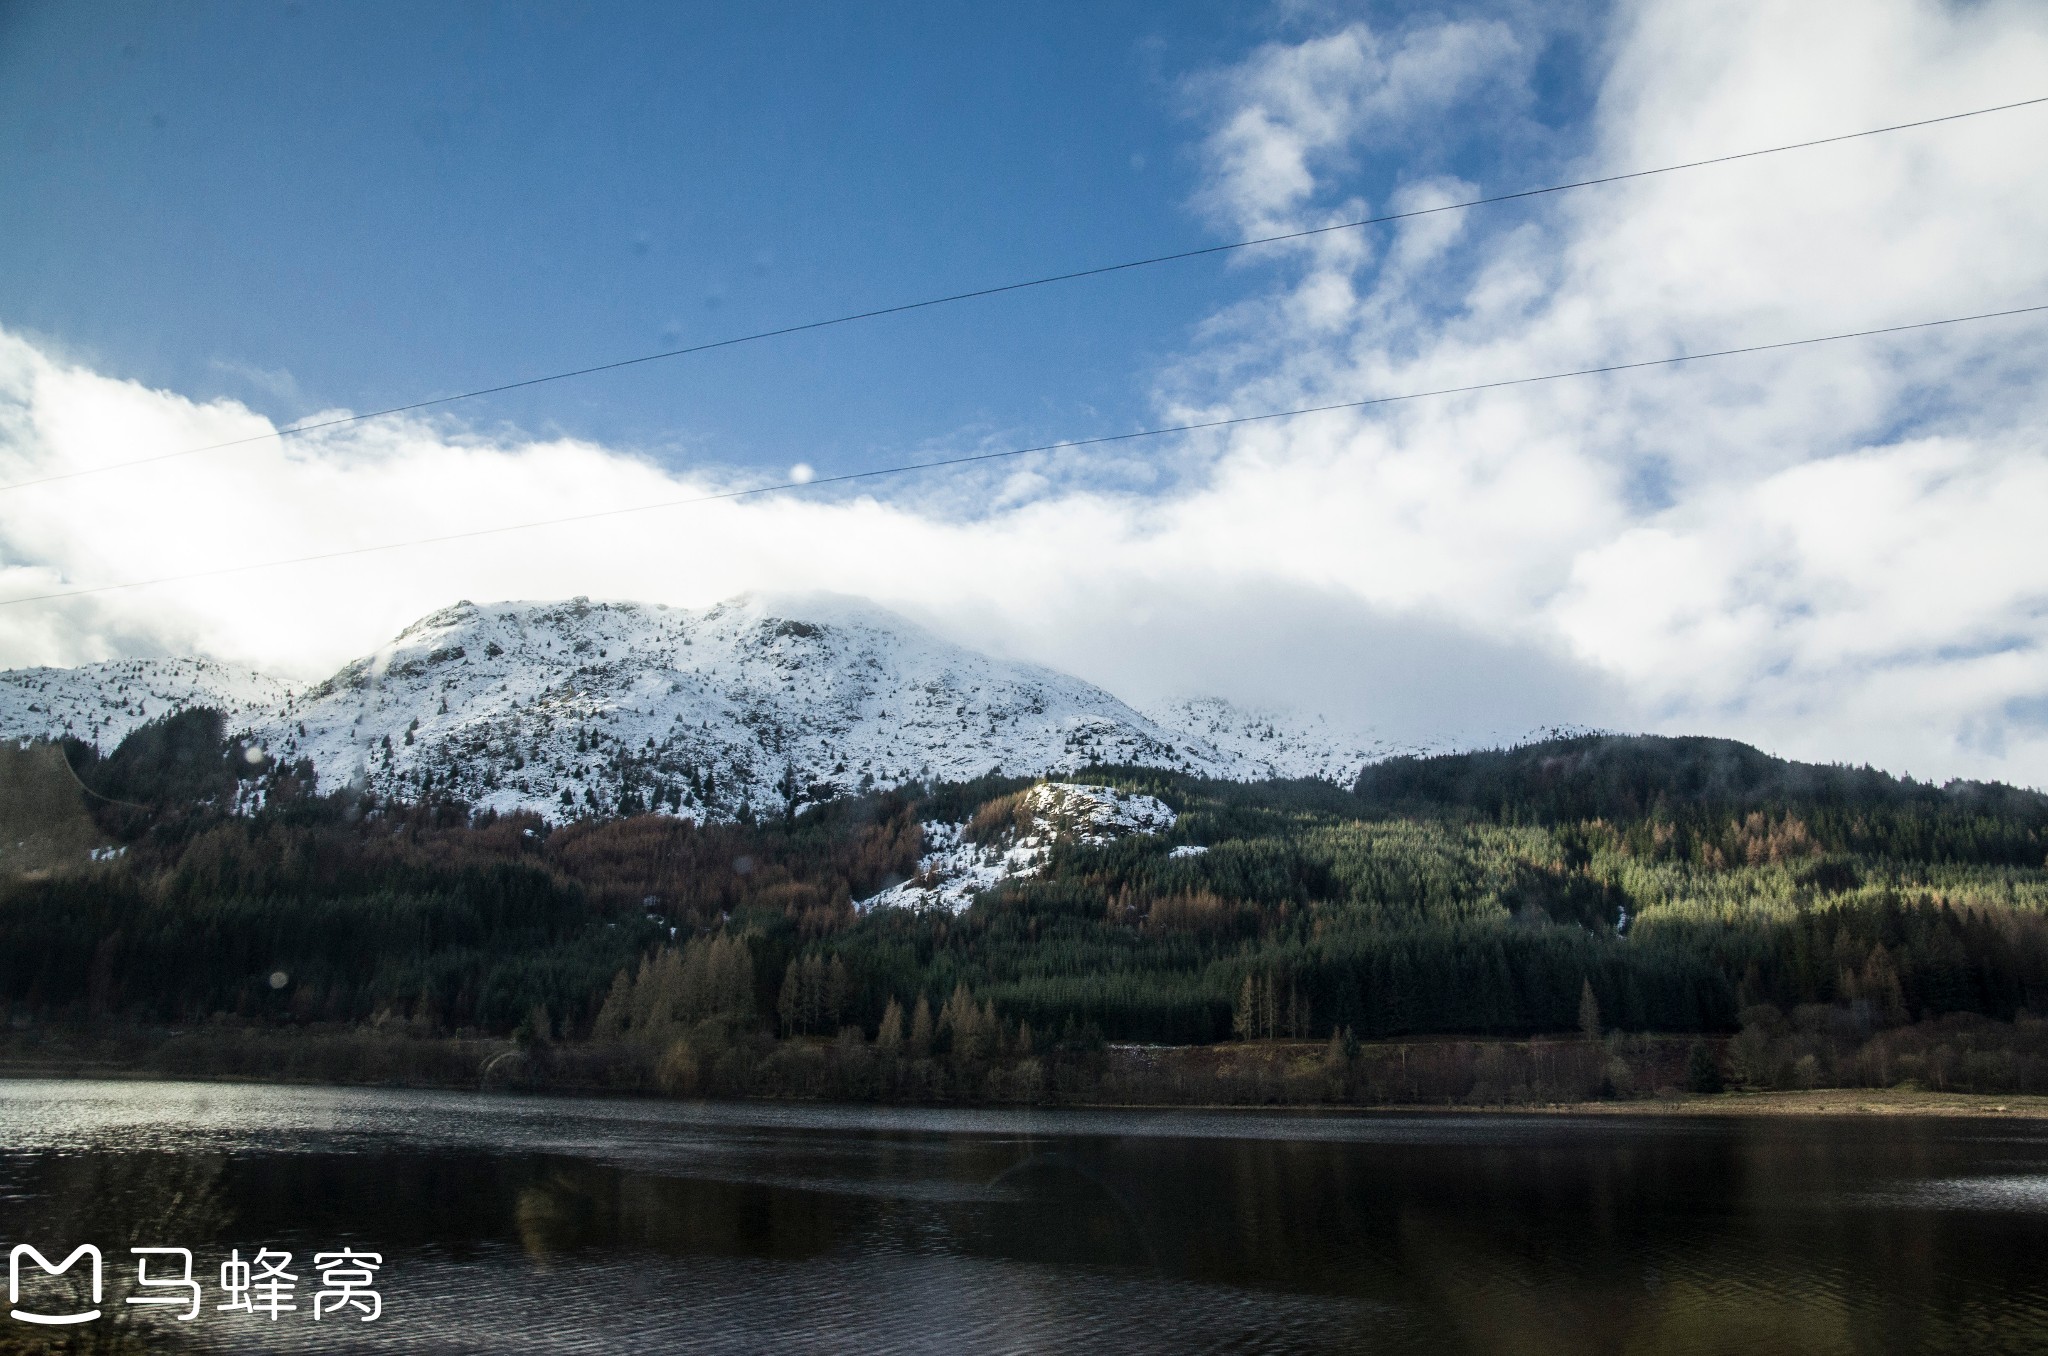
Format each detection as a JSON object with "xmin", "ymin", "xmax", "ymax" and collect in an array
[{"xmin": 0, "ymin": 1081, "xmax": 2045, "ymax": 1353}]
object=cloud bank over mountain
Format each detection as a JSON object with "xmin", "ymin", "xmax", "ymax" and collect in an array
[{"xmin": 2, "ymin": 0, "xmax": 2046, "ymax": 785}]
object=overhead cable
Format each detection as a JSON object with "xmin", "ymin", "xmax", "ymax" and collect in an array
[
  {"xmin": 5, "ymin": 94, "xmax": 2044, "ymax": 495},
  {"xmin": 3, "ymin": 300, "xmax": 2042, "ymax": 608}
]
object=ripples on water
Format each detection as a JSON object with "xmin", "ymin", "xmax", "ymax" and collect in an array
[{"xmin": 1, "ymin": 1081, "xmax": 2047, "ymax": 1353}]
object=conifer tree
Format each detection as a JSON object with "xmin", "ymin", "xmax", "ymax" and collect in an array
[
  {"xmin": 826, "ymin": 956, "xmax": 850, "ymax": 1030},
  {"xmin": 909, "ymin": 994, "xmax": 934, "ymax": 1058},
  {"xmin": 593, "ymin": 970, "xmax": 633, "ymax": 1040},
  {"xmin": 718, "ymin": 936, "xmax": 756, "ymax": 1020},
  {"xmin": 777, "ymin": 958, "xmax": 802, "ymax": 1037},
  {"xmin": 1283, "ymin": 980, "xmax": 1310, "ymax": 1040},
  {"xmin": 1233, "ymin": 974, "xmax": 1260, "ymax": 1041},
  {"xmin": 802, "ymin": 954, "xmax": 829, "ymax": 1033},
  {"xmin": 941, "ymin": 986, "xmax": 995, "ymax": 1065},
  {"xmin": 1860, "ymin": 945, "xmax": 1906, "ymax": 1026},
  {"xmin": 876, "ymin": 997, "xmax": 905, "ymax": 1055}
]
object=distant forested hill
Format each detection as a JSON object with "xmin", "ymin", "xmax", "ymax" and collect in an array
[
  {"xmin": 3, "ymin": 718, "xmax": 2045, "ymax": 1051},
  {"xmin": 1355, "ymin": 734, "xmax": 2048, "ymax": 864}
]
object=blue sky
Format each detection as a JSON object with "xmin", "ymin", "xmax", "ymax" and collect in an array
[
  {"xmin": 3, "ymin": 1, "xmax": 2047, "ymax": 786},
  {"xmin": 0, "ymin": 1, "xmax": 1596, "ymax": 479}
]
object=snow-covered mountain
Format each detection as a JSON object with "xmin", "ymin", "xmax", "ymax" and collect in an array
[
  {"xmin": 1139, "ymin": 696, "xmax": 1404, "ymax": 783},
  {"xmin": 0, "ymin": 657, "xmax": 294, "ymax": 747},
  {"xmin": 0, "ymin": 594, "xmax": 1389, "ymax": 821}
]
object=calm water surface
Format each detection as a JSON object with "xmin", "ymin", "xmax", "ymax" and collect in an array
[{"xmin": 0, "ymin": 1080, "xmax": 2045, "ymax": 1353}]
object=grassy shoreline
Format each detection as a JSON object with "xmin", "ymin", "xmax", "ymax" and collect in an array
[
  {"xmin": 3, "ymin": 1024, "xmax": 2044, "ymax": 1119},
  {"xmin": 1499, "ymin": 1088, "xmax": 2048, "ymax": 1118},
  {"xmin": 3, "ymin": 1064, "xmax": 2041, "ymax": 1120}
]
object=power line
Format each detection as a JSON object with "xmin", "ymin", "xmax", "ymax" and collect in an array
[
  {"xmin": 53, "ymin": 743, "xmax": 150, "ymax": 809},
  {"xmin": 3, "ymin": 300, "xmax": 2041, "ymax": 609},
  {"xmin": 6, "ymin": 93, "xmax": 2044, "ymax": 497}
]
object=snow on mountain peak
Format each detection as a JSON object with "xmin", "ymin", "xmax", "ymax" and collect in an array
[
  {"xmin": 0, "ymin": 657, "xmax": 294, "ymax": 749},
  {"xmin": 0, "ymin": 594, "xmax": 1386, "ymax": 821},
  {"xmin": 1137, "ymin": 696, "xmax": 1394, "ymax": 783}
]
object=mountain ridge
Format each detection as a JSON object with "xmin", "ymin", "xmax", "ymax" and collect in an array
[{"xmin": 0, "ymin": 593, "xmax": 1392, "ymax": 821}]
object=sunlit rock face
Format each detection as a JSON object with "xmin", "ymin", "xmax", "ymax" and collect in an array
[{"xmin": 857, "ymin": 781, "xmax": 1180, "ymax": 914}]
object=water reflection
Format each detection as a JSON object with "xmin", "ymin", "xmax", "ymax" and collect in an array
[{"xmin": 0, "ymin": 1082, "xmax": 2045, "ymax": 1353}]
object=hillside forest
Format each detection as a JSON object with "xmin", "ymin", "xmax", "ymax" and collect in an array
[{"xmin": 4, "ymin": 710, "xmax": 2048, "ymax": 1101}]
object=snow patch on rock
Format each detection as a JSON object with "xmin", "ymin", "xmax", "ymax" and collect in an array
[
  {"xmin": 1022, "ymin": 781, "xmax": 1177, "ymax": 843},
  {"xmin": 859, "ymin": 782, "xmax": 1177, "ymax": 914}
]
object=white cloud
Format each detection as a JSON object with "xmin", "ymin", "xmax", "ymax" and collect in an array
[
  {"xmin": 1191, "ymin": 18, "xmax": 1528, "ymax": 236},
  {"xmin": 3, "ymin": 0, "xmax": 2047, "ymax": 785},
  {"xmin": 1155, "ymin": 0, "xmax": 2048, "ymax": 782}
]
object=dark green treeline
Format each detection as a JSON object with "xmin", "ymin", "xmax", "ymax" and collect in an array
[{"xmin": 3, "ymin": 716, "xmax": 2046, "ymax": 1046}]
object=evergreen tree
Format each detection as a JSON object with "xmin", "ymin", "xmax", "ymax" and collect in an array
[
  {"xmin": 777, "ymin": 958, "xmax": 802, "ymax": 1036},
  {"xmin": 593, "ymin": 970, "xmax": 633, "ymax": 1040},
  {"xmin": 1233, "ymin": 975, "xmax": 1259, "ymax": 1041},
  {"xmin": 876, "ymin": 997, "xmax": 905, "ymax": 1055},
  {"xmin": 909, "ymin": 995, "xmax": 934, "ymax": 1058}
]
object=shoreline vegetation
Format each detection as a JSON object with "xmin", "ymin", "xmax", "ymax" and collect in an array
[
  {"xmin": 5, "ymin": 1016, "xmax": 2047, "ymax": 1119},
  {"xmin": 8, "ymin": 718, "xmax": 2048, "ymax": 1126}
]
